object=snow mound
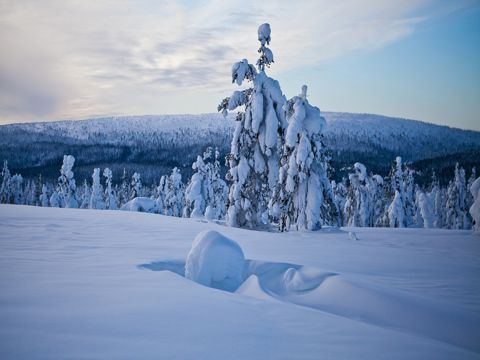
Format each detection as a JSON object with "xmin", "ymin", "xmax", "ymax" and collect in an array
[
  {"xmin": 120, "ymin": 197, "xmax": 157, "ymax": 213},
  {"xmin": 185, "ymin": 231, "xmax": 245, "ymax": 292}
]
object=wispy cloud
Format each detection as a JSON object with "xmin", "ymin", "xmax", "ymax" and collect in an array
[{"xmin": 0, "ymin": 0, "xmax": 468, "ymax": 123}]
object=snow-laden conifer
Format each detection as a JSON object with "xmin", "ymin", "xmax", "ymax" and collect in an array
[
  {"xmin": 165, "ymin": 167, "xmax": 184, "ymax": 217},
  {"xmin": 58, "ymin": 155, "xmax": 78, "ymax": 208},
  {"xmin": 387, "ymin": 157, "xmax": 406, "ymax": 227},
  {"xmin": 415, "ymin": 188, "xmax": 434, "ymax": 228},
  {"xmin": 269, "ymin": 85, "xmax": 330, "ymax": 231},
  {"xmin": 155, "ymin": 176, "xmax": 167, "ymax": 214},
  {"xmin": 331, "ymin": 179, "xmax": 347, "ymax": 227},
  {"xmin": 119, "ymin": 168, "xmax": 130, "ymax": 207},
  {"xmin": 0, "ymin": 160, "xmax": 12, "ymax": 204},
  {"xmin": 103, "ymin": 168, "xmax": 117, "ymax": 210},
  {"xmin": 184, "ymin": 155, "xmax": 208, "ymax": 218},
  {"xmin": 40, "ymin": 184, "xmax": 49, "ymax": 207},
  {"xmin": 205, "ymin": 149, "xmax": 228, "ymax": 221},
  {"xmin": 80, "ymin": 180, "xmax": 90, "ymax": 209},
  {"xmin": 219, "ymin": 23, "xmax": 287, "ymax": 229},
  {"xmin": 130, "ymin": 172, "xmax": 142, "ymax": 199},
  {"xmin": 89, "ymin": 168, "xmax": 105, "ymax": 210},
  {"xmin": 469, "ymin": 177, "xmax": 480, "ymax": 232},
  {"xmin": 11, "ymin": 174, "xmax": 23, "ymax": 205},
  {"xmin": 445, "ymin": 163, "xmax": 468, "ymax": 229},
  {"xmin": 344, "ymin": 163, "xmax": 372, "ymax": 227}
]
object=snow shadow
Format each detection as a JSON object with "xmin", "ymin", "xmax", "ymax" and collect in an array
[{"xmin": 138, "ymin": 260, "xmax": 185, "ymax": 277}]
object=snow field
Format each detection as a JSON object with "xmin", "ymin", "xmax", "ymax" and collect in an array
[{"xmin": 1, "ymin": 205, "xmax": 479, "ymax": 359}]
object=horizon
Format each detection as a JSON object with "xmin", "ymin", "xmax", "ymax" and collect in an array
[
  {"xmin": 0, "ymin": 1, "xmax": 479, "ymax": 131},
  {"xmin": 0, "ymin": 110, "xmax": 479, "ymax": 133}
]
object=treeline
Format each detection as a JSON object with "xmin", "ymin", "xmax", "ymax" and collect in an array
[{"xmin": 1, "ymin": 152, "xmax": 478, "ymax": 231}]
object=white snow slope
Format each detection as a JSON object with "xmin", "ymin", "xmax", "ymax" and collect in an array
[{"xmin": 0, "ymin": 204, "xmax": 479, "ymax": 359}]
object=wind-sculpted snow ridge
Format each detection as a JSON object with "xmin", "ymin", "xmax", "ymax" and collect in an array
[{"xmin": 143, "ymin": 230, "xmax": 480, "ymax": 354}]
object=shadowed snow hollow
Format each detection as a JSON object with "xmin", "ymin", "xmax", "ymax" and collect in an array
[{"xmin": 185, "ymin": 230, "xmax": 245, "ymax": 292}]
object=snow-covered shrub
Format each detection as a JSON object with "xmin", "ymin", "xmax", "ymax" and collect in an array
[
  {"xmin": 185, "ymin": 230, "xmax": 245, "ymax": 292},
  {"xmin": 103, "ymin": 168, "xmax": 117, "ymax": 210},
  {"xmin": 469, "ymin": 177, "xmax": 480, "ymax": 232},
  {"xmin": 219, "ymin": 23, "xmax": 287, "ymax": 229},
  {"xmin": 270, "ymin": 85, "xmax": 330, "ymax": 231},
  {"xmin": 89, "ymin": 168, "xmax": 105, "ymax": 210}
]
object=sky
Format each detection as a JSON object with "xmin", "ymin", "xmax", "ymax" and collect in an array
[{"xmin": 0, "ymin": 0, "xmax": 479, "ymax": 130}]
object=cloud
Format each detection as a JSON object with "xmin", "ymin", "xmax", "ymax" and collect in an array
[{"xmin": 0, "ymin": 0, "xmax": 464, "ymax": 123}]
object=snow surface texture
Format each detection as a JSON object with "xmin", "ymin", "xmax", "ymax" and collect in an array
[
  {"xmin": 1, "ymin": 205, "xmax": 480, "ymax": 359},
  {"xmin": 185, "ymin": 230, "xmax": 245, "ymax": 292}
]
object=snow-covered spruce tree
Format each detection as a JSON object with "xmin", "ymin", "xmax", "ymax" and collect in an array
[
  {"xmin": 11, "ymin": 174, "xmax": 24, "ymax": 205},
  {"xmin": 49, "ymin": 190, "xmax": 61, "ymax": 207},
  {"xmin": 205, "ymin": 149, "xmax": 228, "ymax": 221},
  {"xmin": 415, "ymin": 187, "xmax": 434, "ymax": 228},
  {"xmin": 403, "ymin": 165, "xmax": 416, "ymax": 227},
  {"xmin": 184, "ymin": 155, "xmax": 208, "ymax": 218},
  {"xmin": 268, "ymin": 85, "xmax": 330, "ymax": 231},
  {"xmin": 466, "ymin": 167, "xmax": 477, "ymax": 220},
  {"xmin": 387, "ymin": 157, "xmax": 406, "ymax": 228},
  {"xmin": 57, "ymin": 155, "xmax": 78, "ymax": 208},
  {"xmin": 40, "ymin": 184, "xmax": 49, "ymax": 207},
  {"xmin": 25, "ymin": 180, "xmax": 37, "ymax": 206},
  {"xmin": 0, "ymin": 160, "xmax": 12, "ymax": 204},
  {"xmin": 80, "ymin": 180, "xmax": 90, "ymax": 209},
  {"xmin": 343, "ymin": 163, "xmax": 372, "ymax": 227},
  {"xmin": 89, "ymin": 168, "xmax": 105, "ymax": 210},
  {"xmin": 130, "ymin": 172, "xmax": 142, "ymax": 199},
  {"xmin": 469, "ymin": 176, "xmax": 480, "ymax": 232},
  {"xmin": 164, "ymin": 167, "xmax": 184, "ymax": 217},
  {"xmin": 218, "ymin": 23, "xmax": 287, "ymax": 229},
  {"xmin": 371, "ymin": 174, "xmax": 386, "ymax": 227},
  {"xmin": 331, "ymin": 179, "xmax": 348, "ymax": 227},
  {"xmin": 155, "ymin": 176, "xmax": 167, "ymax": 214},
  {"xmin": 119, "ymin": 168, "xmax": 130, "ymax": 207},
  {"xmin": 427, "ymin": 171, "xmax": 444, "ymax": 228},
  {"xmin": 103, "ymin": 168, "xmax": 117, "ymax": 210},
  {"xmin": 445, "ymin": 163, "xmax": 469, "ymax": 229}
]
